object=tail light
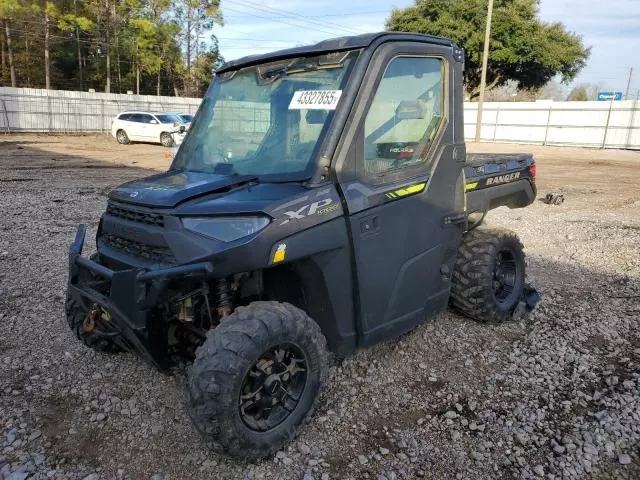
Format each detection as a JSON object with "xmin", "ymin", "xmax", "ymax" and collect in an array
[{"xmin": 529, "ymin": 163, "xmax": 536, "ymax": 179}]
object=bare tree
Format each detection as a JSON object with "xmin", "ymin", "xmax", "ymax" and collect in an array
[
  {"xmin": 567, "ymin": 83, "xmax": 603, "ymax": 101},
  {"xmin": 44, "ymin": 3, "xmax": 50, "ymax": 89},
  {"xmin": 537, "ymin": 80, "xmax": 567, "ymax": 101}
]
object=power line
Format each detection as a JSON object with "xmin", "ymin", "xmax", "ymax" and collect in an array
[
  {"xmin": 9, "ymin": 18, "xmax": 338, "ymax": 51},
  {"xmin": 230, "ymin": 0, "xmax": 358, "ymax": 34},
  {"xmin": 229, "ymin": 0, "xmax": 362, "ymax": 36},
  {"xmin": 8, "ymin": 31, "xmax": 290, "ymax": 52},
  {"xmin": 8, "ymin": 27, "xmax": 289, "ymax": 55},
  {"xmin": 225, "ymin": 8, "xmax": 390, "ymax": 18},
  {"xmin": 8, "ymin": 25, "xmax": 304, "ymax": 47},
  {"xmin": 9, "ymin": 28, "xmax": 101, "ymax": 45},
  {"xmin": 222, "ymin": 6, "xmax": 353, "ymax": 38},
  {"xmin": 307, "ymin": 10, "xmax": 389, "ymax": 17},
  {"xmin": 215, "ymin": 37, "xmax": 296, "ymax": 43}
]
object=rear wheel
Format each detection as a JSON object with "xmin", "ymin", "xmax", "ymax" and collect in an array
[
  {"xmin": 160, "ymin": 132, "xmax": 174, "ymax": 147},
  {"xmin": 187, "ymin": 301, "xmax": 328, "ymax": 458},
  {"xmin": 450, "ymin": 228, "xmax": 525, "ymax": 323},
  {"xmin": 115, "ymin": 129, "xmax": 130, "ymax": 144}
]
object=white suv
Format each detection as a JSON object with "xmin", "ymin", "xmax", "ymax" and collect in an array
[{"xmin": 111, "ymin": 112, "xmax": 185, "ymax": 147}]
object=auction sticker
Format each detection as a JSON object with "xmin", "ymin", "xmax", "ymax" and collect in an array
[{"xmin": 289, "ymin": 90, "xmax": 342, "ymax": 110}]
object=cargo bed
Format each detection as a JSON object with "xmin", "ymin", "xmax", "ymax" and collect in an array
[{"xmin": 464, "ymin": 153, "xmax": 537, "ymax": 214}]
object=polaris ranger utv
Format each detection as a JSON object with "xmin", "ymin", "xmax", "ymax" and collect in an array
[{"xmin": 66, "ymin": 32, "xmax": 538, "ymax": 458}]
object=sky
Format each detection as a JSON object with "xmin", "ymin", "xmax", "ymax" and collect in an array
[{"xmin": 212, "ymin": 0, "xmax": 640, "ymax": 98}]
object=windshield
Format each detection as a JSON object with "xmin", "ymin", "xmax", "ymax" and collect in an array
[
  {"xmin": 180, "ymin": 114, "xmax": 194, "ymax": 122},
  {"xmin": 156, "ymin": 114, "xmax": 182, "ymax": 124},
  {"xmin": 171, "ymin": 50, "xmax": 360, "ymax": 180}
]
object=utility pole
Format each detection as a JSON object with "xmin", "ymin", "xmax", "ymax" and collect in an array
[
  {"xmin": 624, "ymin": 67, "xmax": 633, "ymax": 99},
  {"xmin": 475, "ymin": 0, "xmax": 494, "ymax": 142}
]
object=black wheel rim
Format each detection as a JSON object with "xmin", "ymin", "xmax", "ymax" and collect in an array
[
  {"xmin": 493, "ymin": 248, "xmax": 519, "ymax": 305},
  {"xmin": 239, "ymin": 343, "xmax": 308, "ymax": 432}
]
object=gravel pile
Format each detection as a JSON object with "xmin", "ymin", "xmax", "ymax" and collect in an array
[{"xmin": 0, "ymin": 143, "xmax": 638, "ymax": 479}]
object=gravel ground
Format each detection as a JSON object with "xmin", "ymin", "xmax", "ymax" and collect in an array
[{"xmin": 0, "ymin": 136, "xmax": 639, "ymax": 480}]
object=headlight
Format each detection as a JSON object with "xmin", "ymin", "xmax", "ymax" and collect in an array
[{"xmin": 182, "ymin": 216, "xmax": 270, "ymax": 242}]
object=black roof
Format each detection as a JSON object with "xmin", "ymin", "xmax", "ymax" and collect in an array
[{"xmin": 216, "ymin": 32, "xmax": 456, "ymax": 73}]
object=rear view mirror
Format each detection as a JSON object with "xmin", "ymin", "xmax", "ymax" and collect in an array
[
  {"xmin": 395, "ymin": 100, "xmax": 426, "ymax": 120},
  {"xmin": 306, "ymin": 110, "xmax": 328, "ymax": 125}
]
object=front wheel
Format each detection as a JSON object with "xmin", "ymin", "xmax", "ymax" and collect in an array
[
  {"xmin": 187, "ymin": 301, "xmax": 328, "ymax": 458},
  {"xmin": 160, "ymin": 132, "xmax": 174, "ymax": 147},
  {"xmin": 450, "ymin": 228, "xmax": 526, "ymax": 323}
]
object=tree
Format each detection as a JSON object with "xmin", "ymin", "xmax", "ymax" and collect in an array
[
  {"xmin": 190, "ymin": 45, "xmax": 222, "ymax": 96},
  {"xmin": 484, "ymin": 81, "xmax": 537, "ymax": 101},
  {"xmin": 43, "ymin": 1, "xmax": 53, "ymax": 89},
  {"xmin": 57, "ymin": 0, "xmax": 93, "ymax": 90},
  {"xmin": 566, "ymin": 83, "xmax": 600, "ymax": 101},
  {"xmin": 566, "ymin": 86, "xmax": 588, "ymax": 101},
  {"xmin": 30, "ymin": 0, "xmax": 63, "ymax": 90},
  {"xmin": 87, "ymin": 0, "xmax": 121, "ymax": 92},
  {"xmin": 387, "ymin": 0, "xmax": 590, "ymax": 99},
  {"xmin": 173, "ymin": 0, "xmax": 222, "ymax": 96},
  {"xmin": 0, "ymin": 0, "xmax": 28, "ymax": 87},
  {"xmin": 154, "ymin": 20, "xmax": 181, "ymax": 95},
  {"xmin": 0, "ymin": 0, "xmax": 222, "ymax": 95},
  {"xmin": 537, "ymin": 80, "xmax": 566, "ymax": 101},
  {"xmin": 128, "ymin": 0, "xmax": 172, "ymax": 95}
]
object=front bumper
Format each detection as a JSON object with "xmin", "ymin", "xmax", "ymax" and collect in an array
[{"xmin": 67, "ymin": 224, "xmax": 213, "ymax": 368}]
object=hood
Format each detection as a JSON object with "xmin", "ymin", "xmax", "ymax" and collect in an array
[
  {"xmin": 109, "ymin": 170, "xmax": 257, "ymax": 208},
  {"xmin": 174, "ymin": 182, "xmax": 309, "ymax": 216}
]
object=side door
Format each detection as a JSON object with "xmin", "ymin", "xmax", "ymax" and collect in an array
[
  {"xmin": 149, "ymin": 114, "xmax": 166, "ymax": 142},
  {"xmin": 137, "ymin": 113, "xmax": 156, "ymax": 141},
  {"xmin": 125, "ymin": 114, "xmax": 145, "ymax": 140},
  {"xmin": 335, "ymin": 43, "xmax": 466, "ymax": 346}
]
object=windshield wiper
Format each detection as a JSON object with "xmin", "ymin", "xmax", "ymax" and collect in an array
[
  {"xmin": 259, "ymin": 63, "xmax": 343, "ymax": 82},
  {"xmin": 261, "ymin": 65, "xmax": 289, "ymax": 80}
]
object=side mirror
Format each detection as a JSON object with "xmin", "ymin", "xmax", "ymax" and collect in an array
[
  {"xmin": 179, "ymin": 125, "xmax": 186, "ymax": 133},
  {"xmin": 150, "ymin": 119, "xmax": 158, "ymax": 124}
]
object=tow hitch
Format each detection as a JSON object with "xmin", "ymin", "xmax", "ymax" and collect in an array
[{"xmin": 82, "ymin": 303, "xmax": 100, "ymax": 333}]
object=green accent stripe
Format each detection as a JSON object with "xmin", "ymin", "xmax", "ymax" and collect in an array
[{"xmin": 384, "ymin": 182, "xmax": 427, "ymax": 201}]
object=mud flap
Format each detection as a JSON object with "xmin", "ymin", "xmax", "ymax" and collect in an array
[{"xmin": 512, "ymin": 284, "xmax": 541, "ymax": 320}]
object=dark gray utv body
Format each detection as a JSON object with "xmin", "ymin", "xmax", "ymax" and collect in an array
[{"xmin": 67, "ymin": 32, "xmax": 537, "ymax": 458}]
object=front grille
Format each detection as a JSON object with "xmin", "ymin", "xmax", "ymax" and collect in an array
[
  {"xmin": 101, "ymin": 233, "xmax": 176, "ymax": 264},
  {"xmin": 106, "ymin": 202, "xmax": 164, "ymax": 227}
]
